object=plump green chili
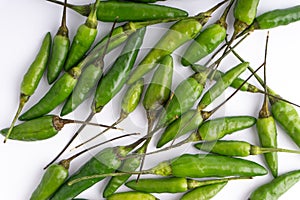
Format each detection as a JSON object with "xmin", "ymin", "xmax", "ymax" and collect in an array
[
  {"xmin": 47, "ymin": 0, "xmax": 70, "ymax": 84},
  {"xmin": 47, "ymin": 0, "xmax": 188, "ymax": 22},
  {"xmin": 107, "ymin": 191, "xmax": 157, "ymax": 200},
  {"xmin": 234, "ymin": 0, "xmax": 260, "ymax": 31},
  {"xmin": 30, "ymin": 164, "xmax": 69, "ymax": 200},
  {"xmin": 195, "ymin": 140, "xmax": 300, "ymax": 157},
  {"xmin": 50, "ymin": 139, "xmax": 144, "ymax": 200},
  {"xmin": 181, "ymin": 182, "xmax": 227, "ymax": 200},
  {"xmin": 249, "ymin": 170, "xmax": 300, "ymax": 200},
  {"xmin": 192, "ymin": 64, "xmax": 261, "ymax": 93},
  {"xmin": 64, "ymin": 0, "xmax": 100, "ymax": 71},
  {"xmin": 126, "ymin": 177, "xmax": 241, "ymax": 193},
  {"xmin": 198, "ymin": 62, "xmax": 249, "ymax": 110},
  {"xmin": 251, "ymin": 5, "xmax": 300, "ymax": 30},
  {"xmin": 4, "ymin": 32, "xmax": 51, "ymax": 142},
  {"xmin": 1, "ymin": 115, "xmax": 117, "ymax": 141}
]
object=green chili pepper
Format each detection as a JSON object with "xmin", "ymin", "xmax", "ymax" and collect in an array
[
  {"xmin": 1, "ymin": 115, "xmax": 117, "ymax": 141},
  {"xmin": 47, "ymin": 0, "xmax": 188, "ymax": 22},
  {"xmin": 195, "ymin": 140, "xmax": 300, "ymax": 157},
  {"xmin": 107, "ymin": 191, "xmax": 157, "ymax": 200},
  {"xmin": 103, "ymin": 144, "xmax": 147, "ymax": 197},
  {"xmin": 108, "ymin": 0, "xmax": 162, "ymax": 3},
  {"xmin": 181, "ymin": 182, "xmax": 227, "ymax": 200},
  {"xmin": 181, "ymin": 0, "xmax": 233, "ymax": 66},
  {"xmin": 70, "ymin": 154, "xmax": 267, "ymax": 184},
  {"xmin": 30, "ymin": 163, "xmax": 69, "ymax": 200},
  {"xmin": 47, "ymin": 0, "xmax": 70, "ymax": 84},
  {"xmin": 50, "ymin": 138, "xmax": 144, "ymax": 200},
  {"xmin": 234, "ymin": 0, "xmax": 260, "ymax": 31},
  {"xmin": 4, "ymin": 33, "xmax": 51, "ymax": 142},
  {"xmin": 158, "ymin": 115, "xmax": 256, "ymax": 148},
  {"xmin": 126, "ymin": 177, "xmax": 242, "ymax": 193},
  {"xmin": 192, "ymin": 64, "xmax": 261, "ymax": 93},
  {"xmin": 251, "ymin": 5, "xmax": 300, "ymax": 30},
  {"xmin": 249, "ymin": 170, "xmax": 300, "ymax": 200},
  {"xmin": 93, "ymin": 28, "xmax": 146, "ymax": 114},
  {"xmin": 127, "ymin": 1, "xmax": 228, "ymax": 84},
  {"xmin": 64, "ymin": 0, "xmax": 100, "ymax": 71},
  {"xmin": 198, "ymin": 62, "xmax": 249, "ymax": 110}
]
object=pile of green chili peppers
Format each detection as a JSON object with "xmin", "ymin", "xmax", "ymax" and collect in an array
[{"xmin": 2, "ymin": 0, "xmax": 300, "ymax": 199}]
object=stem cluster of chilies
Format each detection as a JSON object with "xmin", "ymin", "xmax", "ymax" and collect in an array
[{"xmin": 2, "ymin": 0, "xmax": 300, "ymax": 200}]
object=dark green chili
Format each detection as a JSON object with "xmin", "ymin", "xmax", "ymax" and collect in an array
[
  {"xmin": 4, "ymin": 33, "xmax": 51, "ymax": 142},
  {"xmin": 64, "ymin": 0, "xmax": 100, "ymax": 71},
  {"xmin": 47, "ymin": 0, "xmax": 70, "ymax": 84},
  {"xmin": 69, "ymin": 154, "xmax": 267, "ymax": 184},
  {"xmin": 126, "ymin": 177, "xmax": 243, "ymax": 193},
  {"xmin": 249, "ymin": 170, "xmax": 300, "ymax": 200},
  {"xmin": 47, "ymin": 0, "xmax": 188, "ymax": 22},
  {"xmin": 181, "ymin": 182, "xmax": 227, "ymax": 200},
  {"xmin": 107, "ymin": 191, "xmax": 157, "ymax": 200},
  {"xmin": 1, "ymin": 115, "xmax": 119, "ymax": 141},
  {"xmin": 50, "ymin": 138, "xmax": 145, "ymax": 200},
  {"xmin": 127, "ymin": 1, "xmax": 227, "ymax": 84},
  {"xmin": 195, "ymin": 140, "xmax": 300, "ymax": 157}
]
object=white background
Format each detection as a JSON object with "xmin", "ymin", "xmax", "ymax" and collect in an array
[{"xmin": 1, "ymin": 0, "xmax": 300, "ymax": 199}]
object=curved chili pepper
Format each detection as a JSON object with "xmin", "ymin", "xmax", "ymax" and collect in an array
[
  {"xmin": 107, "ymin": 191, "xmax": 157, "ymax": 200},
  {"xmin": 47, "ymin": 0, "xmax": 70, "ymax": 84},
  {"xmin": 249, "ymin": 170, "xmax": 300, "ymax": 200},
  {"xmin": 47, "ymin": 0, "xmax": 188, "ymax": 22},
  {"xmin": 64, "ymin": 0, "xmax": 100, "ymax": 71},
  {"xmin": 181, "ymin": 182, "xmax": 227, "ymax": 200},
  {"xmin": 4, "ymin": 33, "xmax": 51, "ymax": 142}
]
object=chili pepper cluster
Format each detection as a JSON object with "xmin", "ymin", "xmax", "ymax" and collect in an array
[{"xmin": 2, "ymin": 0, "xmax": 300, "ymax": 199}]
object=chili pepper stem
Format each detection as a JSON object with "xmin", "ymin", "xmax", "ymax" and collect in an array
[
  {"xmin": 46, "ymin": 0, "xmax": 91, "ymax": 17},
  {"xmin": 4, "ymin": 94, "xmax": 29, "ymax": 143},
  {"xmin": 72, "ymin": 112, "xmax": 128, "ymax": 150},
  {"xmin": 44, "ymin": 112, "xmax": 95, "ymax": 169},
  {"xmin": 251, "ymin": 146, "xmax": 300, "ymax": 155},
  {"xmin": 64, "ymin": 118, "xmax": 122, "ymax": 130}
]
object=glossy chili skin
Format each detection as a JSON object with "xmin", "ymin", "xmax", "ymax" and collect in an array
[
  {"xmin": 234, "ymin": 0, "xmax": 260, "ymax": 30},
  {"xmin": 127, "ymin": 17, "xmax": 205, "ymax": 85},
  {"xmin": 64, "ymin": 0, "xmax": 100, "ymax": 71},
  {"xmin": 198, "ymin": 116, "xmax": 256, "ymax": 141},
  {"xmin": 271, "ymin": 99, "xmax": 300, "ymax": 148},
  {"xmin": 48, "ymin": 0, "xmax": 188, "ymax": 22},
  {"xmin": 257, "ymin": 116, "xmax": 278, "ymax": 177},
  {"xmin": 181, "ymin": 23, "xmax": 226, "ymax": 66},
  {"xmin": 198, "ymin": 62, "xmax": 249, "ymax": 110},
  {"xmin": 192, "ymin": 65, "xmax": 261, "ymax": 93},
  {"xmin": 249, "ymin": 170, "xmax": 300, "ymax": 200},
  {"xmin": 30, "ymin": 164, "xmax": 68, "ymax": 200},
  {"xmin": 103, "ymin": 145, "xmax": 146, "ymax": 198},
  {"xmin": 168, "ymin": 154, "xmax": 267, "ymax": 178},
  {"xmin": 1, "ymin": 115, "xmax": 64, "ymax": 141},
  {"xmin": 107, "ymin": 191, "xmax": 157, "ymax": 200},
  {"xmin": 21, "ymin": 32, "xmax": 51, "ymax": 96},
  {"xmin": 157, "ymin": 110, "xmax": 203, "ymax": 148},
  {"xmin": 252, "ymin": 5, "xmax": 300, "ymax": 30},
  {"xmin": 19, "ymin": 67, "xmax": 81, "ymax": 121},
  {"xmin": 93, "ymin": 27, "xmax": 146, "ymax": 113},
  {"xmin": 156, "ymin": 72, "xmax": 206, "ymax": 128},
  {"xmin": 143, "ymin": 55, "xmax": 173, "ymax": 113},
  {"xmin": 50, "ymin": 145, "xmax": 133, "ymax": 200},
  {"xmin": 181, "ymin": 182, "xmax": 227, "ymax": 200}
]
